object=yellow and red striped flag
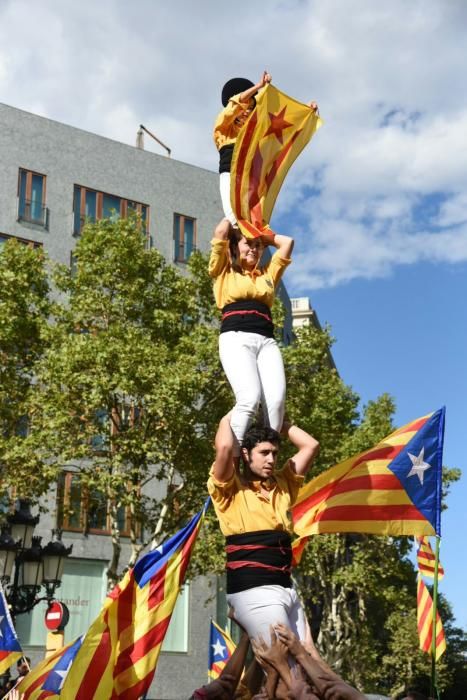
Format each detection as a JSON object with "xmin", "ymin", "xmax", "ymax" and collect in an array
[
  {"xmin": 416, "ymin": 536, "xmax": 444, "ymax": 580},
  {"xmin": 230, "ymin": 83, "xmax": 322, "ymax": 238},
  {"xmin": 16, "ymin": 636, "xmax": 83, "ymax": 699},
  {"xmin": 61, "ymin": 499, "xmax": 209, "ymax": 699},
  {"xmin": 292, "ymin": 408, "xmax": 445, "ymax": 563},
  {"xmin": 417, "ymin": 575, "xmax": 446, "ymax": 660},
  {"xmin": 208, "ymin": 619, "xmax": 236, "ymax": 680}
]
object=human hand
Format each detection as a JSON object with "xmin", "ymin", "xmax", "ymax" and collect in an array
[
  {"xmin": 259, "ymin": 71, "xmax": 272, "ymax": 88},
  {"xmin": 274, "ymin": 623, "xmax": 303, "ymax": 658},
  {"xmin": 319, "ymin": 677, "xmax": 366, "ymax": 700},
  {"xmin": 201, "ymin": 674, "xmax": 236, "ymax": 699},
  {"xmin": 252, "ymin": 627, "xmax": 289, "ymax": 671},
  {"xmin": 308, "ymin": 101, "xmax": 319, "ymax": 113},
  {"xmin": 260, "ymin": 230, "xmax": 275, "ymax": 247}
]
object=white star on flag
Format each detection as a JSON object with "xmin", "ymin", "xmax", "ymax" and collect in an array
[
  {"xmin": 407, "ymin": 447, "xmax": 432, "ymax": 485},
  {"xmin": 211, "ymin": 638, "xmax": 226, "ymax": 657},
  {"xmin": 53, "ymin": 667, "xmax": 69, "ymax": 690}
]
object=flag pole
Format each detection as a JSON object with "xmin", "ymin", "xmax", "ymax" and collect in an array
[{"xmin": 430, "ymin": 535, "xmax": 441, "ymax": 697}]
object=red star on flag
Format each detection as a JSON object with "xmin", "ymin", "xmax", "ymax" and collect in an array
[{"xmin": 264, "ymin": 107, "xmax": 293, "ymax": 144}]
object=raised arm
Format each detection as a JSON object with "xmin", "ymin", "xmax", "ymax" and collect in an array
[
  {"xmin": 219, "ymin": 630, "xmax": 250, "ymax": 690},
  {"xmin": 238, "ymin": 70, "xmax": 272, "ymax": 104},
  {"xmin": 282, "ymin": 422, "xmax": 319, "ymax": 477},
  {"xmin": 261, "ymin": 231, "xmax": 294, "ymax": 260},
  {"xmin": 213, "ymin": 413, "xmax": 236, "ymax": 482},
  {"xmin": 213, "ymin": 217, "xmax": 232, "ymax": 240}
]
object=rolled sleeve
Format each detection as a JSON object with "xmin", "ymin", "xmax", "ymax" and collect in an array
[
  {"xmin": 277, "ymin": 461, "xmax": 305, "ymax": 505},
  {"xmin": 264, "ymin": 251, "xmax": 292, "ymax": 288},
  {"xmin": 208, "ymin": 238, "xmax": 229, "ymax": 278},
  {"xmin": 213, "ymin": 94, "xmax": 245, "ymax": 149},
  {"xmin": 207, "ymin": 465, "xmax": 238, "ymax": 512}
]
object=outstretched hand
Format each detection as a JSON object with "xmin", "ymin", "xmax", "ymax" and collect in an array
[
  {"xmin": 318, "ymin": 676, "xmax": 367, "ymax": 700},
  {"xmin": 260, "ymin": 71, "xmax": 272, "ymax": 87},
  {"xmin": 251, "ymin": 627, "xmax": 289, "ymax": 671},
  {"xmin": 274, "ymin": 623, "xmax": 303, "ymax": 658},
  {"xmin": 198, "ymin": 674, "xmax": 236, "ymax": 699}
]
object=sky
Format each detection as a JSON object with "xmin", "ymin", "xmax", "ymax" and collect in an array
[{"xmin": 0, "ymin": 0, "xmax": 465, "ymax": 628}]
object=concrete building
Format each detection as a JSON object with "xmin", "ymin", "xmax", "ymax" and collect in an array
[
  {"xmin": 291, "ymin": 297, "xmax": 336, "ymax": 370},
  {"xmin": 0, "ymin": 102, "xmax": 293, "ymax": 698},
  {"xmin": 291, "ymin": 296, "xmax": 322, "ymax": 330}
]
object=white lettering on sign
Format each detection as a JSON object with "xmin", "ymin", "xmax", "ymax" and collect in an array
[{"xmin": 46, "ymin": 612, "xmax": 61, "ymax": 620}]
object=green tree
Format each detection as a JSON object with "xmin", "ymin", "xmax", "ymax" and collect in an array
[
  {"xmin": 282, "ymin": 327, "xmax": 462, "ymax": 695},
  {"xmin": 0, "ymin": 239, "xmax": 51, "ymax": 501},
  {"xmin": 34, "ymin": 217, "xmax": 230, "ymax": 586}
]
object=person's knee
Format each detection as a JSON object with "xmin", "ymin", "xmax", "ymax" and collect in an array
[{"xmin": 235, "ymin": 388, "xmax": 261, "ymax": 414}]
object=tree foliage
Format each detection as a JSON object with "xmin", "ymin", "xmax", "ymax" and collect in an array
[
  {"xmin": 0, "ymin": 239, "xmax": 51, "ymax": 499},
  {"xmin": 32, "ymin": 217, "xmax": 231, "ymax": 585},
  {"xmin": 0, "ymin": 221, "xmax": 463, "ymax": 695}
]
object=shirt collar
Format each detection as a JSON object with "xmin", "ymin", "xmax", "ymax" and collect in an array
[{"xmin": 247, "ymin": 476, "xmax": 277, "ymax": 492}]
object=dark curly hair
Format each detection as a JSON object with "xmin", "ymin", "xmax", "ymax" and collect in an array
[{"xmin": 242, "ymin": 425, "xmax": 281, "ymax": 454}]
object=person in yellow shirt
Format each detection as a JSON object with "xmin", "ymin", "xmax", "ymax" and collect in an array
[
  {"xmin": 207, "ymin": 413, "xmax": 319, "ymax": 643},
  {"xmin": 209, "ymin": 218, "xmax": 293, "ymax": 452},
  {"xmin": 214, "ymin": 71, "xmax": 272, "ymax": 226}
]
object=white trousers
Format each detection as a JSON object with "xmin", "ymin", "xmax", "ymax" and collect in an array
[
  {"xmin": 227, "ymin": 585, "xmax": 307, "ymax": 643},
  {"xmin": 219, "ymin": 331, "xmax": 286, "ymax": 446},
  {"xmin": 219, "ymin": 172, "xmax": 237, "ymax": 226}
]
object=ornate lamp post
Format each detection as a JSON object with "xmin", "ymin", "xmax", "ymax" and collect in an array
[{"xmin": 0, "ymin": 500, "xmax": 72, "ymax": 617}]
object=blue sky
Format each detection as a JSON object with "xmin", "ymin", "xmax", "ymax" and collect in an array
[{"xmin": 0, "ymin": 0, "xmax": 465, "ymax": 628}]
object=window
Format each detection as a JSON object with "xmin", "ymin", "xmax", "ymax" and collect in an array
[
  {"xmin": 15, "ymin": 558, "xmax": 107, "ymax": 645},
  {"xmin": 57, "ymin": 472, "xmax": 131, "ymax": 536},
  {"xmin": 73, "ymin": 185, "xmax": 149, "ymax": 236},
  {"xmin": 161, "ymin": 583, "xmax": 189, "ymax": 652},
  {"xmin": 17, "ymin": 169, "xmax": 48, "ymax": 227},
  {"xmin": 0, "ymin": 232, "xmax": 42, "ymax": 250},
  {"xmin": 174, "ymin": 213, "xmax": 196, "ymax": 262}
]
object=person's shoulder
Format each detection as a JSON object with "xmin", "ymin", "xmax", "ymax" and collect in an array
[
  {"xmin": 276, "ymin": 460, "xmax": 305, "ymax": 486},
  {"xmin": 207, "ymin": 464, "xmax": 239, "ymax": 490}
]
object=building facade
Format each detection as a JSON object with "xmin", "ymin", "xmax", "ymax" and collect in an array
[{"xmin": 0, "ymin": 102, "xmax": 293, "ymax": 698}]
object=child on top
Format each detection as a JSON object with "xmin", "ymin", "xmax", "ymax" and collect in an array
[{"xmin": 213, "ymin": 71, "xmax": 272, "ymax": 226}]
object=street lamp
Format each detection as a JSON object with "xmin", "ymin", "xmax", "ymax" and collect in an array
[
  {"xmin": 0, "ymin": 501, "xmax": 72, "ymax": 617},
  {"xmin": 42, "ymin": 531, "xmax": 73, "ymax": 600},
  {"xmin": 0, "ymin": 527, "xmax": 19, "ymax": 584}
]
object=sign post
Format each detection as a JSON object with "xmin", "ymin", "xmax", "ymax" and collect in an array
[{"xmin": 44, "ymin": 601, "xmax": 70, "ymax": 658}]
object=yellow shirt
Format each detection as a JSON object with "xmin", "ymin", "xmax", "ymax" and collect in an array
[
  {"xmin": 208, "ymin": 238, "xmax": 291, "ymax": 309},
  {"xmin": 207, "ymin": 463, "xmax": 304, "ymax": 537},
  {"xmin": 213, "ymin": 93, "xmax": 248, "ymax": 151}
]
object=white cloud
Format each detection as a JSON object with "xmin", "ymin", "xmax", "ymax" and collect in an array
[{"xmin": 1, "ymin": 0, "xmax": 466, "ymax": 289}]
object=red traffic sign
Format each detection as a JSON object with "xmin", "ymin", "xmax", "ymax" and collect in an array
[{"xmin": 45, "ymin": 601, "xmax": 70, "ymax": 631}]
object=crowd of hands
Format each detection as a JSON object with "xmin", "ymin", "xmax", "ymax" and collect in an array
[{"xmin": 192, "ymin": 620, "xmax": 366, "ymax": 700}]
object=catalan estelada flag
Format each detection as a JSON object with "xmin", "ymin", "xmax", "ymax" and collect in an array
[
  {"xmin": 61, "ymin": 499, "xmax": 209, "ymax": 699},
  {"xmin": 0, "ymin": 581, "xmax": 22, "ymax": 675},
  {"xmin": 417, "ymin": 536, "xmax": 444, "ymax": 580},
  {"xmin": 417, "ymin": 575, "xmax": 446, "ymax": 660},
  {"xmin": 292, "ymin": 408, "xmax": 445, "ymax": 563},
  {"xmin": 208, "ymin": 619, "xmax": 236, "ymax": 680},
  {"xmin": 231, "ymin": 83, "xmax": 322, "ymax": 238},
  {"xmin": 16, "ymin": 635, "xmax": 83, "ymax": 699}
]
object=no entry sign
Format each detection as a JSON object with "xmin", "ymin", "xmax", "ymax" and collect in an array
[{"xmin": 45, "ymin": 601, "xmax": 70, "ymax": 631}]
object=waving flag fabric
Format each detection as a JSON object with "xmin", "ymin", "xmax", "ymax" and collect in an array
[
  {"xmin": 292, "ymin": 408, "xmax": 445, "ymax": 563},
  {"xmin": 17, "ymin": 635, "xmax": 83, "ymax": 699},
  {"xmin": 208, "ymin": 619, "xmax": 236, "ymax": 680},
  {"xmin": 0, "ymin": 581, "xmax": 22, "ymax": 675},
  {"xmin": 61, "ymin": 499, "xmax": 209, "ymax": 699},
  {"xmin": 417, "ymin": 536, "xmax": 444, "ymax": 580},
  {"xmin": 417, "ymin": 575, "xmax": 446, "ymax": 660},
  {"xmin": 231, "ymin": 83, "xmax": 322, "ymax": 238}
]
